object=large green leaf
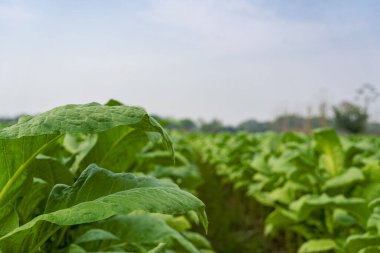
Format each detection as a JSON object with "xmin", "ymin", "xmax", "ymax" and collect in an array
[
  {"xmin": 0, "ymin": 103, "xmax": 168, "ymax": 139},
  {"xmin": 0, "ymin": 165, "xmax": 207, "ymax": 253},
  {"xmin": 313, "ymin": 129, "xmax": 344, "ymax": 177},
  {"xmin": 45, "ymin": 164, "xmax": 179, "ymax": 212},
  {"xmin": 0, "ymin": 103, "xmax": 172, "ymax": 235}
]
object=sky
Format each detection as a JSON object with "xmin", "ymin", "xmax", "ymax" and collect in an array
[{"xmin": 0, "ymin": 0, "xmax": 380, "ymax": 124}]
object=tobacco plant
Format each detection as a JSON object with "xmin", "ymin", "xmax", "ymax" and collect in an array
[{"xmin": 0, "ymin": 102, "xmax": 209, "ymax": 253}]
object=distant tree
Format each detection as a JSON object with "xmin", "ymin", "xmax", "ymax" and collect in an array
[
  {"xmin": 200, "ymin": 119, "xmax": 225, "ymax": 133},
  {"xmin": 178, "ymin": 118, "xmax": 197, "ymax": 131},
  {"xmin": 237, "ymin": 119, "xmax": 270, "ymax": 132},
  {"xmin": 221, "ymin": 125, "xmax": 237, "ymax": 133},
  {"xmin": 333, "ymin": 101, "xmax": 368, "ymax": 134},
  {"xmin": 333, "ymin": 84, "xmax": 378, "ymax": 134}
]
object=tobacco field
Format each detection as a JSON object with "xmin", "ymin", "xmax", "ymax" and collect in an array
[{"xmin": 1, "ymin": 101, "xmax": 380, "ymax": 253}]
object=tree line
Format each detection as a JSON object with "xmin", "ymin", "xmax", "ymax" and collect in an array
[{"xmin": 158, "ymin": 84, "xmax": 380, "ymax": 134}]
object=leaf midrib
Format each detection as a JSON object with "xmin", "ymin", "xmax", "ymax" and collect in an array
[{"xmin": 0, "ymin": 135, "xmax": 62, "ymax": 207}]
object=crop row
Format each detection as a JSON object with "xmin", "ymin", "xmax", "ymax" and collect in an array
[{"xmin": 192, "ymin": 130, "xmax": 380, "ymax": 252}]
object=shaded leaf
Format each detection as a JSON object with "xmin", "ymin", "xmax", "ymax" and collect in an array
[
  {"xmin": 0, "ymin": 165, "xmax": 207, "ymax": 253},
  {"xmin": 299, "ymin": 239, "xmax": 336, "ymax": 252}
]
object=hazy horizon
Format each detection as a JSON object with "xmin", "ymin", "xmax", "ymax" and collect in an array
[{"xmin": 1, "ymin": 0, "xmax": 379, "ymax": 124}]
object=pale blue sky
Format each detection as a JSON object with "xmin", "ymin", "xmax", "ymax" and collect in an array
[{"xmin": 0, "ymin": 0, "xmax": 379, "ymax": 124}]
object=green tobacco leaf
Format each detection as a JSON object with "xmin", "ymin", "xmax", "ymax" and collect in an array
[
  {"xmin": 17, "ymin": 178, "xmax": 49, "ymax": 224},
  {"xmin": 290, "ymin": 194, "xmax": 368, "ymax": 223},
  {"xmin": 77, "ymin": 128, "xmax": 151, "ymax": 173},
  {"xmin": 0, "ymin": 134, "xmax": 59, "ymax": 234},
  {"xmin": 65, "ymin": 101, "xmax": 174, "ymax": 174},
  {"xmin": 357, "ymin": 161, "xmax": 380, "ymax": 201},
  {"xmin": 0, "ymin": 103, "xmax": 165, "ymax": 139},
  {"xmin": 32, "ymin": 157, "xmax": 73, "ymax": 187},
  {"xmin": 74, "ymin": 229, "xmax": 120, "ymax": 244},
  {"xmin": 0, "ymin": 209, "xmax": 18, "ymax": 238},
  {"xmin": 182, "ymin": 231, "xmax": 212, "ymax": 250},
  {"xmin": 0, "ymin": 103, "xmax": 172, "ymax": 235},
  {"xmin": 346, "ymin": 234, "xmax": 380, "ymax": 253},
  {"xmin": 44, "ymin": 164, "xmax": 179, "ymax": 212},
  {"xmin": 367, "ymin": 207, "xmax": 380, "ymax": 231},
  {"xmin": 150, "ymin": 165, "xmax": 202, "ymax": 192},
  {"xmin": 265, "ymin": 208, "xmax": 297, "ymax": 236},
  {"xmin": 314, "ymin": 129, "xmax": 344, "ymax": 176},
  {"xmin": 323, "ymin": 167, "xmax": 365, "ymax": 192},
  {"xmin": 267, "ymin": 152, "xmax": 297, "ymax": 174},
  {"xmin": 299, "ymin": 239, "xmax": 336, "ymax": 252},
  {"xmin": 267, "ymin": 181, "xmax": 307, "ymax": 205},
  {"xmin": 91, "ymin": 214, "xmax": 202, "ymax": 253},
  {"xmin": 137, "ymin": 150, "xmax": 190, "ymax": 169},
  {"xmin": 154, "ymin": 214, "xmax": 192, "ymax": 232},
  {"xmin": 0, "ymin": 165, "xmax": 206, "ymax": 253}
]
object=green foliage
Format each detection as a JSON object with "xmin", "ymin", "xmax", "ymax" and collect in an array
[
  {"xmin": 192, "ymin": 128, "xmax": 380, "ymax": 252},
  {"xmin": 2, "ymin": 100, "xmax": 380, "ymax": 252},
  {"xmin": 0, "ymin": 102, "xmax": 209, "ymax": 253},
  {"xmin": 334, "ymin": 102, "xmax": 368, "ymax": 133},
  {"xmin": 299, "ymin": 239, "xmax": 337, "ymax": 253}
]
